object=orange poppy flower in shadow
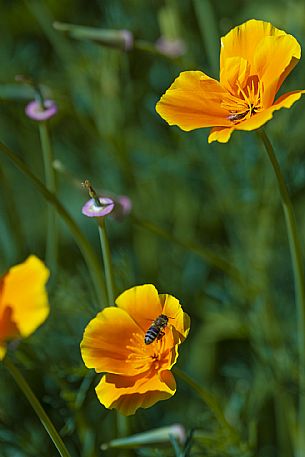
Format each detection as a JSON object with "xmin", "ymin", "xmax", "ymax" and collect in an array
[
  {"xmin": 0, "ymin": 256, "xmax": 50, "ymax": 360},
  {"xmin": 80, "ymin": 284, "xmax": 190, "ymax": 415},
  {"xmin": 156, "ymin": 19, "xmax": 305, "ymax": 143}
]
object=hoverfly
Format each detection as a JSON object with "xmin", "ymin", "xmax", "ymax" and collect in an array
[{"xmin": 144, "ymin": 314, "xmax": 173, "ymax": 345}]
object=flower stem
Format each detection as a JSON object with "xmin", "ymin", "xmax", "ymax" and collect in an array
[
  {"xmin": 173, "ymin": 367, "xmax": 238, "ymax": 439},
  {"xmin": 0, "ymin": 164, "xmax": 25, "ymax": 258},
  {"xmin": 39, "ymin": 122, "xmax": 58, "ymax": 277},
  {"xmin": 132, "ymin": 215, "xmax": 256, "ymax": 296},
  {"xmin": 258, "ymin": 128, "xmax": 305, "ymax": 457},
  {"xmin": 192, "ymin": 0, "xmax": 219, "ymax": 76},
  {"xmin": 0, "ymin": 140, "xmax": 106, "ymax": 306},
  {"xmin": 97, "ymin": 219, "xmax": 129, "ymax": 447},
  {"xmin": 3, "ymin": 357, "xmax": 73, "ymax": 457},
  {"xmin": 97, "ymin": 219, "xmax": 115, "ymax": 307}
]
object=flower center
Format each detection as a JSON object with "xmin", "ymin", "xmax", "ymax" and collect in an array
[
  {"xmin": 222, "ymin": 75, "xmax": 263, "ymax": 123},
  {"xmin": 125, "ymin": 330, "xmax": 170, "ymax": 372}
]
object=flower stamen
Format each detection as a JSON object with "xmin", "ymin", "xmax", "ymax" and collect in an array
[{"xmin": 225, "ymin": 76, "xmax": 263, "ymax": 123}]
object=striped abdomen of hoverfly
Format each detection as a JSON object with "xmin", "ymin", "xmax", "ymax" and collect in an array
[{"xmin": 144, "ymin": 314, "xmax": 169, "ymax": 345}]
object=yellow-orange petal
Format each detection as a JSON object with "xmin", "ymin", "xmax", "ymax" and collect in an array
[
  {"xmin": 235, "ymin": 89, "xmax": 305, "ymax": 132},
  {"xmin": 96, "ymin": 369, "xmax": 176, "ymax": 415},
  {"xmin": 0, "ymin": 256, "xmax": 49, "ymax": 338},
  {"xmin": 208, "ymin": 126, "xmax": 235, "ymax": 144},
  {"xmin": 80, "ymin": 307, "xmax": 147, "ymax": 376},
  {"xmin": 220, "ymin": 19, "xmax": 287, "ymax": 72},
  {"xmin": 220, "ymin": 56, "xmax": 251, "ymax": 94},
  {"xmin": 159, "ymin": 294, "xmax": 190, "ymax": 342},
  {"xmin": 254, "ymin": 34, "xmax": 301, "ymax": 107},
  {"xmin": 0, "ymin": 345, "xmax": 6, "ymax": 361},
  {"xmin": 115, "ymin": 284, "xmax": 162, "ymax": 334},
  {"xmin": 156, "ymin": 71, "xmax": 232, "ymax": 131}
]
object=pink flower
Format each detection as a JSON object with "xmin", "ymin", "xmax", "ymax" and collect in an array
[
  {"xmin": 25, "ymin": 99, "xmax": 57, "ymax": 121},
  {"xmin": 82, "ymin": 197, "xmax": 115, "ymax": 218}
]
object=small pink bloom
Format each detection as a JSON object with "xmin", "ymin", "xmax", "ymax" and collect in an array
[
  {"xmin": 82, "ymin": 197, "xmax": 115, "ymax": 218},
  {"xmin": 121, "ymin": 30, "xmax": 134, "ymax": 51},
  {"xmin": 25, "ymin": 99, "xmax": 58, "ymax": 121},
  {"xmin": 111, "ymin": 195, "xmax": 132, "ymax": 220},
  {"xmin": 155, "ymin": 37, "xmax": 186, "ymax": 58}
]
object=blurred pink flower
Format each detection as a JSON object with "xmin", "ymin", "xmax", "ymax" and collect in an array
[
  {"xmin": 25, "ymin": 99, "xmax": 57, "ymax": 121},
  {"xmin": 155, "ymin": 37, "xmax": 186, "ymax": 58},
  {"xmin": 121, "ymin": 30, "xmax": 134, "ymax": 51},
  {"xmin": 111, "ymin": 195, "xmax": 132, "ymax": 220}
]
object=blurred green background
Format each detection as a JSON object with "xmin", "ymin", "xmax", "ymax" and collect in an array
[{"xmin": 1, "ymin": 0, "xmax": 305, "ymax": 456}]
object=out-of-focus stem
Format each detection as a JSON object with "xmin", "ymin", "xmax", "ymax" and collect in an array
[
  {"xmin": 3, "ymin": 358, "xmax": 73, "ymax": 457},
  {"xmin": 39, "ymin": 122, "xmax": 58, "ymax": 276},
  {"xmin": 173, "ymin": 367, "xmax": 238, "ymax": 440},
  {"xmin": 0, "ymin": 164, "xmax": 25, "ymax": 257},
  {"xmin": 97, "ymin": 219, "xmax": 115, "ymax": 307},
  {"xmin": 258, "ymin": 129, "xmax": 305, "ymax": 457},
  {"xmin": 132, "ymin": 215, "xmax": 256, "ymax": 295},
  {"xmin": 0, "ymin": 140, "xmax": 106, "ymax": 306},
  {"xmin": 192, "ymin": 0, "xmax": 219, "ymax": 76},
  {"xmin": 97, "ymin": 218, "xmax": 129, "ymax": 452}
]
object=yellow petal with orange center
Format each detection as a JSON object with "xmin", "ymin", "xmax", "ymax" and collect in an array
[
  {"xmin": 159, "ymin": 294, "xmax": 190, "ymax": 342},
  {"xmin": 96, "ymin": 369, "xmax": 176, "ymax": 415},
  {"xmin": 0, "ymin": 256, "xmax": 49, "ymax": 338},
  {"xmin": 234, "ymin": 90, "xmax": 305, "ymax": 132},
  {"xmin": 254, "ymin": 34, "xmax": 301, "ymax": 107},
  {"xmin": 208, "ymin": 90, "xmax": 305, "ymax": 143},
  {"xmin": 81, "ymin": 307, "xmax": 149, "ymax": 376},
  {"xmin": 156, "ymin": 71, "xmax": 232, "ymax": 131},
  {"xmin": 115, "ymin": 284, "xmax": 163, "ymax": 333},
  {"xmin": 220, "ymin": 19, "xmax": 287, "ymax": 72}
]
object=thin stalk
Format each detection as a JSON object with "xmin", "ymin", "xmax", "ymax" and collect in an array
[
  {"xmin": 0, "ymin": 164, "xmax": 25, "ymax": 257},
  {"xmin": 0, "ymin": 140, "xmax": 106, "ymax": 306},
  {"xmin": 97, "ymin": 219, "xmax": 129, "ymax": 449},
  {"xmin": 134, "ymin": 39, "xmax": 162, "ymax": 55},
  {"xmin": 3, "ymin": 358, "xmax": 73, "ymax": 457},
  {"xmin": 192, "ymin": 0, "xmax": 219, "ymax": 76},
  {"xmin": 132, "ymin": 215, "xmax": 254, "ymax": 292},
  {"xmin": 258, "ymin": 128, "xmax": 305, "ymax": 457},
  {"xmin": 173, "ymin": 367, "xmax": 238, "ymax": 440},
  {"xmin": 97, "ymin": 219, "xmax": 115, "ymax": 307},
  {"xmin": 39, "ymin": 122, "xmax": 58, "ymax": 276}
]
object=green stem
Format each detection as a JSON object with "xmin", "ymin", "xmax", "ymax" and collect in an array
[
  {"xmin": 0, "ymin": 164, "xmax": 25, "ymax": 258},
  {"xmin": 39, "ymin": 122, "xmax": 58, "ymax": 276},
  {"xmin": 97, "ymin": 220, "xmax": 115, "ymax": 307},
  {"xmin": 258, "ymin": 128, "xmax": 305, "ymax": 457},
  {"xmin": 97, "ymin": 219, "xmax": 130, "ymax": 449},
  {"xmin": 0, "ymin": 140, "xmax": 106, "ymax": 306},
  {"xmin": 132, "ymin": 215, "xmax": 253, "ymax": 292},
  {"xmin": 3, "ymin": 358, "xmax": 73, "ymax": 457},
  {"xmin": 173, "ymin": 367, "xmax": 238, "ymax": 439},
  {"xmin": 192, "ymin": 0, "xmax": 219, "ymax": 76}
]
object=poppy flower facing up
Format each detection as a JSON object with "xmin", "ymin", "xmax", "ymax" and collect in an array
[
  {"xmin": 156, "ymin": 19, "xmax": 305, "ymax": 143},
  {"xmin": 80, "ymin": 284, "xmax": 190, "ymax": 415},
  {"xmin": 0, "ymin": 256, "xmax": 50, "ymax": 360}
]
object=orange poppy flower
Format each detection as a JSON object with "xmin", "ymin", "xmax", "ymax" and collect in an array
[
  {"xmin": 156, "ymin": 19, "xmax": 305, "ymax": 143},
  {"xmin": 0, "ymin": 256, "xmax": 50, "ymax": 360},
  {"xmin": 80, "ymin": 284, "xmax": 190, "ymax": 415}
]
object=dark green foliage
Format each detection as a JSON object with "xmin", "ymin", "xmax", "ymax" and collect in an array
[{"xmin": 1, "ymin": 1, "xmax": 305, "ymax": 456}]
